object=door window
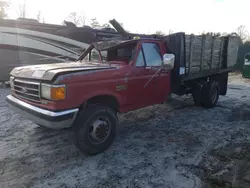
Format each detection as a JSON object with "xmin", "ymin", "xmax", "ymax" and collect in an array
[
  {"xmin": 135, "ymin": 49, "xmax": 145, "ymax": 67},
  {"xmin": 142, "ymin": 43, "xmax": 162, "ymax": 66}
]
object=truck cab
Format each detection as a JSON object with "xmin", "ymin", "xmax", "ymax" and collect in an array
[
  {"xmin": 78, "ymin": 39, "xmax": 173, "ymax": 111},
  {"xmin": 6, "ymin": 38, "xmax": 175, "ymax": 154}
]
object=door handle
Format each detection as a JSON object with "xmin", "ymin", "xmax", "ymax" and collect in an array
[
  {"xmin": 145, "ymin": 66, "xmax": 159, "ymax": 70},
  {"xmin": 161, "ymin": 70, "xmax": 169, "ymax": 73}
]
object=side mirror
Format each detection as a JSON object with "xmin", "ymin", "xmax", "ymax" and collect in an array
[{"xmin": 162, "ymin": 53, "xmax": 175, "ymax": 70}]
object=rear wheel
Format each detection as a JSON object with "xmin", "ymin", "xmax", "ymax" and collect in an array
[
  {"xmin": 73, "ymin": 104, "xmax": 117, "ymax": 155},
  {"xmin": 202, "ymin": 81, "xmax": 219, "ymax": 108},
  {"xmin": 192, "ymin": 83, "xmax": 203, "ymax": 106}
]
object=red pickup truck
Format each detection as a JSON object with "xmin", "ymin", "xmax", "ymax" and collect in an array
[{"xmin": 6, "ymin": 33, "xmax": 240, "ymax": 154}]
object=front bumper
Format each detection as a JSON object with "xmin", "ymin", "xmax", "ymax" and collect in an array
[{"xmin": 6, "ymin": 95, "xmax": 79, "ymax": 129}]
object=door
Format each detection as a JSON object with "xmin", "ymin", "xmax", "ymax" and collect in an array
[
  {"xmin": 140, "ymin": 42, "xmax": 163, "ymax": 105},
  {"xmin": 125, "ymin": 48, "xmax": 151, "ymax": 110},
  {"xmin": 141, "ymin": 42, "xmax": 170, "ymax": 104},
  {"xmin": 126, "ymin": 42, "xmax": 170, "ymax": 110}
]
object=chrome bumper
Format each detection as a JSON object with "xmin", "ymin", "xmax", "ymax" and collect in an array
[{"xmin": 6, "ymin": 95, "xmax": 79, "ymax": 129}]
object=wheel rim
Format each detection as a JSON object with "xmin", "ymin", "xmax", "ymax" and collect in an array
[
  {"xmin": 211, "ymin": 87, "xmax": 218, "ymax": 104},
  {"xmin": 88, "ymin": 116, "xmax": 111, "ymax": 144}
]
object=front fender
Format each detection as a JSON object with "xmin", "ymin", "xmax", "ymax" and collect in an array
[{"xmin": 81, "ymin": 90, "xmax": 124, "ymax": 108}]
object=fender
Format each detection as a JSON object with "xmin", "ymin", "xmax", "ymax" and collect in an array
[{"xmin": 81, "ymin": 89, "xmax": 125, "ymax": 109}]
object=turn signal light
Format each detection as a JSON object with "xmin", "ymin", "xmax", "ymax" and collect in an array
[
  {"xmin": 51, "ymin": 87, "xmax": 66, "ymax": 101},
  {"xmin": 41, "ymin": 84, "xmax": 66, "ymax": 101}
]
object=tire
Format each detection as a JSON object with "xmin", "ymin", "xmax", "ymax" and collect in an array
[
  {"xmin": 202, "ymin": 81, "xmax": 219, "ymax": 108},
  {"xmin": 192, "ymin": 84, "xmax": 203, "ymax": 106},
  {"xmin": 73, "ymin": 104, "xmax": 117, "ymax": 155}
]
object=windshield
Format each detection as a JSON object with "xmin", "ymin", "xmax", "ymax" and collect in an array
[
  {"xmin": 83, "ymin": 48, "xmax": 108, "ymax": 61},
  {"xmin": 81, "ymin": 40, "xmax": 137, "ymax": 64}
]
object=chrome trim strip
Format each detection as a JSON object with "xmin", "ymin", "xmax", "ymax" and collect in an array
[
  {"xmin": 14, "ymin": 94, "xmax": 41, "ymax": 103},
  {"xmin": 41, "ymin": 83, "xmax": 66, "ymax": 88},
  {"xmin": 12, "ymin": 89, "xmax": 39, "ymax": 97},
  {"xmin": 14, "ymin": 85, "xmax": 39, "ymax": 91},
  {"xmin": 38, "ymin": 82, "xmax": 41, "ymax": 101},
  {"xmin": 6, "ymin": 95, "xmax": 78, "ymax": 117},
  {"xmin": 14, "ymin": 79, "xmax": 41, "ymax": 85}
]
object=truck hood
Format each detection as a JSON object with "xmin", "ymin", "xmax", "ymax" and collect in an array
[{"xmin": 10, "ymin": 61, "xmax": 116, "ymax": 81}]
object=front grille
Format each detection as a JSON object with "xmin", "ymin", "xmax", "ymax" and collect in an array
[{"xmin": 12, "ymin": 79, "xmax": 41, "ymax": 103}]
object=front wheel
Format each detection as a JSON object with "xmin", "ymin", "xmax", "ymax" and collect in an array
[{"xmin": 73, "ymin": 105, "xmax": 117, "ymax": 155}]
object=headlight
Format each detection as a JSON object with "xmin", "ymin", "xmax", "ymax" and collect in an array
[{"xmin": 41, "ymin": 84, "xmax": 66, "ymax": 101}]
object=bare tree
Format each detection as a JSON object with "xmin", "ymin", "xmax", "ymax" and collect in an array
[
  {"xmin": 101, "ymin": 23, "xmax": 110, "ymax": 28},
  {"xmin": 168, "ymin": 29, "xmax": 173, "ymax": 35},
  {"xmin": 155, "ymin": 31, "xmax": 165, "ymax": 35},
  {"xmin": 214, "ymin": 32, "xmax": 221, "ymax": 37},
  {"xmin": 199, "ymin": 30, "xmax": 207, "ymax": 35},
  {"xmin": 236, "ymin": 25, "xmax": 249, "ymax": 42},
  {"xmin": 155, "ymin": 30, "xmax": 174, "ymax": 36},
  {"xmin": 78, "ymin": 11, "xmax": 87, "ymax": 26},
  {"xmin": 36, "ymin": 10, "xmax": 41, "ymax": 22},
  {"xmin": 17, "ymin": 0, "xmax": 26, "ymax": 18},
  {"xmin": 90, "ymin": 18, "xmax": 100, "ymax": 29},
  {"xmin": 66, "ymin": 11, "xmax": 86, "ymax": 26},
  {"xmin": 0, "ymin": 0, "xmax": 10, "ymax": 18}
]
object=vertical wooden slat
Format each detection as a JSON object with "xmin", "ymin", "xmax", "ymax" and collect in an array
[
  {"xmin": 210, "ymin": 36, "xmax": 214, "ymax": 71},
  {"xmin": 182, "ymin": 34, "xmax": 186, "ymax": 76},
  {"xmin": 200, "ymin": 35, "xmax": 206, "ymax": 72},
  {"xmin": 221, "ymin": 36, "xmax": 229, "ymax": 69},
  {"xmin": 218, "ymin": 37, "xmax": 223, "ymax": 69},
  {"xmin": 188, "ymin": 34, "xmax": 194, "ymax": 76}
]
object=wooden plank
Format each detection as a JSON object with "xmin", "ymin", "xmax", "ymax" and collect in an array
[
  {"xmin": 181, "ymin": 67, "xmax": 234, "ymax": 81},
  {"xmin": 188, "ymin": 34, "xmax": 194, "ymax": 77},
  {"xmin": 210, "ymin": 36, "xmax": 214, "ymax": 71},
  {"xmin": 200, "ymin": 35, "xmax": 206, "ymax": 72},
  {"xmin": 218, "ymin": 38, "xmax": 223, "ymax": 68}
]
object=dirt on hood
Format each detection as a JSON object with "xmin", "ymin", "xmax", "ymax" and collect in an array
[{"xmin": 10, "ymin": 61, "xmax": 115, "ymax": 81}]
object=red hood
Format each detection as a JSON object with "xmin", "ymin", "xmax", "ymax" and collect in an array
[{"xmin": 10, "ymin": 61, "xmax": 118, "ymax": 81}]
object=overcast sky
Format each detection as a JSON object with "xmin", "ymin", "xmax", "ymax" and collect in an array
[{"xmin": 6, "ymin": 0, "xmax": 250, "ymax": 34}]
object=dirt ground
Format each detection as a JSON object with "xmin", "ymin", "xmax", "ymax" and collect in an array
[{"xmin": 1, "ymin": 73, "xmax": 250, "ymax": 188}]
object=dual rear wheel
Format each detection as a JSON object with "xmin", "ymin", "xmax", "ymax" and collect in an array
[{"xmin": 192, "ymin": 81, "xmax": 219, "ymax": 108}]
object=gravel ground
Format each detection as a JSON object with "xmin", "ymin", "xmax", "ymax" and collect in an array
[{"xmin": 1, "ymin": 73, "xmax": 250, "ymax": 188}]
